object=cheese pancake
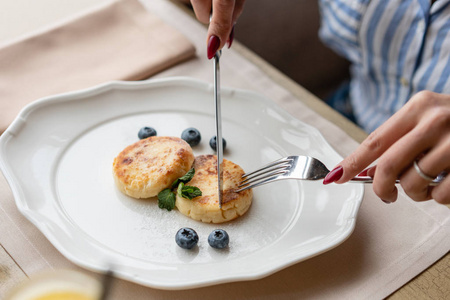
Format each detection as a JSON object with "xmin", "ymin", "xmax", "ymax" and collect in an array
[
  {"xmin": 176, "ymin": 154, "xmax": 253, "ymax": 223},
  {"xmin": 113, "ymin": 136, "xmax": 194, "ymax": 199}
]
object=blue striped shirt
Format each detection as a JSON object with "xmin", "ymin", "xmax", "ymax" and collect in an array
[{"xmin": 318, "ymin": 0, "xmax": 450, "ymax": 132}]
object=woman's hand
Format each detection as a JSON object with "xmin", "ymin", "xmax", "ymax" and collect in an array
[
  {"xmin": 323, "ymin": 91, "xmax": 450, "ymax": 204},
  {"xmin": 188, "ymin": 0, "xmax": 246, "ymax": 59}
]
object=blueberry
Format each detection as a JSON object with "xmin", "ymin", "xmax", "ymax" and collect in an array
[
  {"xmin": 208, "ymin": 229, "xmax": 229, "ymax": 249},
  {"xmin": 181, "ymin": 128, "xmax": 201, "ymax": 147},
  {"xmin": 209, "ymin": 136, "xmax": 227, "ymax": 151},
  {"xmin": 175, "ymin": 228, "xmax": 199, "ymax": 249},
  {"xmin": 138, "ymin": 127, "xmax": 157, "ymax": 139}
]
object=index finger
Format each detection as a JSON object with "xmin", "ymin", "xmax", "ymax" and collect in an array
[
  {"xmin": 191, "ymin": 0, "xmax": 212, "ymax": 24},
  {"xmin": 208, "ymin": 0, "xmax": 235, "ymax": 49},
  {"xmin": 334, "ymin": 101, "xmax": 421, "ymax": 182}
]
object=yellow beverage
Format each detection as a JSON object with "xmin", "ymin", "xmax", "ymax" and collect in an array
[
  {"xmin": 33, "ymin": 291, "xmax": 94, "ymax": 300},
  {"xmin": 5, "ymin": 270, "xmax": 101, "ymax": 300}
]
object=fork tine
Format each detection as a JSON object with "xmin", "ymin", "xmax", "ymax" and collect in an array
[
  {"xmin": 235, "ymin": 174, "xmax": 282, "ymax": 193},
  {"xmin": 240, "ymin": 162, "xmax": 291, "ymax": 184},
  {"xmin": 236, "ymin": 157, "xmax": 294, "ymax": 192},
  {"xmin": 239, "ymin": 169, "xmax": 289, "ymax": 187},
  {"xmin": 242, "ymin": 157, "xmax": 293, "ymax": 178}
]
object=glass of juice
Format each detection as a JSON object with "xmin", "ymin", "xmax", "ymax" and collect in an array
[{"xmin": 5, "ymin": 269, "xmax": 101, "ymax": 300}]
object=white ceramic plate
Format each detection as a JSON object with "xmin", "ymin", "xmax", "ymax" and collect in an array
[{"xmin": 0, "ymin": 77, "xmax": 363, "ymax": 290}]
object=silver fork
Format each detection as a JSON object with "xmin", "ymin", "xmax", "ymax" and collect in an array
[{"xmin": 236, "ymin": 155, "xmax": 445, "ymax": 192}]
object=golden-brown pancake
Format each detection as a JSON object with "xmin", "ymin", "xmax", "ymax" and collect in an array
[
  {"xmin": 113, "ymin": 136, "xmax": 194, "ymax": 198},
  {"xmin": 175, "ymin": 154, "xmax": 253, "ymax": 223}
]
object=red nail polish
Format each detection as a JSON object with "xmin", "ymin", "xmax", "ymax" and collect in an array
[
  {"xmin": 227, "ymin": 26, "xmax": 235, "ymax": 48},
  {"xmin": 207, "ymin": 35, "xmax": 220, "ymax": 59},
  {"xmin": 359, "ymin": 166, "xmax": 376, "ymax": 177},
  {"xmin": 323, "ymin": 166, "xmax": 343, "ymax": 185},
  {"xmin": 367, "ymin": 166, "xmax": 376, "ymax": 177},
  {"xmin": 358, "ymin": 169, "xmax": 369, "ymax": 176}
]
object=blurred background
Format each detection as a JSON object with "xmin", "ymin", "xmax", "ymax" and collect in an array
[
  {"xmin": 235, "ymin": 0, "xmax": 350, "ymax": 100},
  {"xmin": 0, "ymin": 0, "xmax": 351, "ymax": 102},
  {"xmin": 180, "ymin": 0, "xmax": 351, "ymax": 100}
]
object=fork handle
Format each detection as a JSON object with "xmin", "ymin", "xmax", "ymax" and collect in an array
[
  {"xmin": 349, "ymin": 176, "xmax": 441, "ymax": 186},
  {"xmin": 350, "ymin": 175, "xmax": 375, "ymax": 183},
  {"xmin": 349, "ymin": 176, "xmax": 393, "ymax": 183}
]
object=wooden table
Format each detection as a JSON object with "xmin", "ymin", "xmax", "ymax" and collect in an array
[{"xmin": 0, "ymin": 0, "xmax": 448, "ymax": 298}]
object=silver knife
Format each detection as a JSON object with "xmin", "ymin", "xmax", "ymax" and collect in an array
[{"xmin": 214, "ymin": 50, "xmax": 223, "ymax": 208}]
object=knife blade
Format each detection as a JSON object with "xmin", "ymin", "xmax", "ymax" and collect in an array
[{"xmin": 214, "ymin": 50, "xmax": 223, "ymax": 208}]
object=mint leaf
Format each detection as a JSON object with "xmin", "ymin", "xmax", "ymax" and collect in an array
[
  {"xmin": 177, "ymin": 182, "xmax": 185, "ymax": 198},
  {"xmin": 171, "ymin": 168, "xmax": 195, "ymax": 188},
  {"xmin": 177, "ymin": 182, "xmax": 202, "ymax": 200},
  {"xmin": 182, "ymin": 185, "xmax": 202, "ymax": 199},
  {"xmin": 157, "ymin": 168, "xmax": 202, "ymax": 212},
  {"xmin": 157, "ymin": 188, "xmax": 176, "ymax": 211}
]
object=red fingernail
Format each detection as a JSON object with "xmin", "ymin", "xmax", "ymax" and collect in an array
[
  {"xmin": 359, "ymin": 166, "xmax": 376, "ymax": 177},
  {"xmin": 227, "ymin": 26, "xmax": 235, "ymax": 48},
  {"xmin": 367, "ymin": 166, "xmax": 376, "ymax": 177},
  {"xmin": 323, "ymin": 166, "xmax": 343, "ymax": 185},
  {"xmin": 358, "ymin": 169, "xmax": 369, "ymax": 176},
  {"xmin": 207, "ymin": 35, "xmax": 220, "ymax": 59}
]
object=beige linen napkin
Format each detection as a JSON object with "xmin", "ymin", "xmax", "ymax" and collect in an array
[{"xmin": 0, "ymin": 0, "xmax": 195, "ymax": 134}]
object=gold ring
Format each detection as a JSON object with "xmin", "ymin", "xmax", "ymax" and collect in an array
[{"xmin": 413, "ymin": 160, "xmax": 435, "ymax": 181}]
